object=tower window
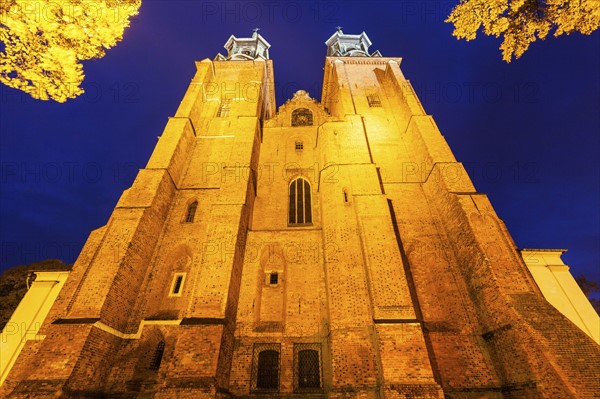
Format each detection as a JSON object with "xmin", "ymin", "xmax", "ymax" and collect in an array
[
  {"xmin": 288, "ymin": 177, "xmax": 312, "ymax": 226},
  {"xmin": 256, "ymin": 351, "xmax": 279, "ymax": 389},
  {"xmin": 343, "ymin": 189, "xmax": 349, "ymax": 203},
  {"xmin": 257, "ymin": 350, "xmax": 279, "ymax": 388},
  {"xmin": 298, "ymin": 350, "xmax": 320, "ymax": 388},
  {"xmin": 269, "ymin": 272, "xmax": 278, "ymax": 285},
  {"xmin": 295, "ymin": 141, "xmax": 304, "ymax": 151},
  {"xmin": 367, "ymin": 94, "xmax": 382, "ymax": 107},
  {"xmin": 291, "ymin": 108, "xmax": 313, "ymax": 126},
  {"xmin": 173, "ymin": 276, "xmax": 183, "ymax": 294},
  {"xmin": 185, "ymin": 201, "xmax": 198, "ymax": 223},
  {"xmin": 294, "ymin": 344, "xmax": 322, "ymax": 392},
  {"xmin": 217, "ymin": 99, "xmax": 231, "ymax": 117},
  {"xmin": 251, "ymin": 343, "xmax": 281, "ymax": 392},
  {"xmin": 169, "ymin": 273, "xmax": 186, "ymax": 297},
  {"xmin": 149, "ymin": 341, "xmax": 165, "ymax": 371}
]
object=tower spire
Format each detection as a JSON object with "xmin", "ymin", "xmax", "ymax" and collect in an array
[
  {"xmin": 325, "ymin": 29, "xmax": 381, "ymax": 57},
  {"xmin": 215, "ymin": 30, "xmax": 270, "ymax": 61}
]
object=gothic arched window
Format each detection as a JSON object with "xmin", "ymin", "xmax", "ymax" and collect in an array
[
  {"xmin": 257, "ymin": 350, "xmax": 279, "ymax": 389},
  {"xmin": 288, "ymin": 178, "xmax": 312, "ymax": 225},
  {"xmin": 185, "ymin": 201, "xmax": 197, "ymax": 223},
  {"xmin": 291, "ymin": 108, "xmax": 313, "ymax": 126},
  {"xmin": 298, "ymin": 349, "xmax": 320, "ymax": 388}
]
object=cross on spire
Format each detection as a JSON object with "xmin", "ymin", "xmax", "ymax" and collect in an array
[{"xmin": 336, "ymin": 26, "xmax": 343, "ymax": 32}]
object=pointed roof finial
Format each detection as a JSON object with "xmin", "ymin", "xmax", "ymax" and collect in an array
[{"xmin": 336, "ymin": 26, "xmax": 343, "ymax": 33}]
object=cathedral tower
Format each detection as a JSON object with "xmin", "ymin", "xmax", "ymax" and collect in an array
[{"xmin": 1, "ymin": 30, "xmax": 598, "ymax": 399}]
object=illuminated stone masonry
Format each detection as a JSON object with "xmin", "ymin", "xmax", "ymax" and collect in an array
[{"xmin": 1, "ymin": 29, "xmax": 598, "ymax": 399}]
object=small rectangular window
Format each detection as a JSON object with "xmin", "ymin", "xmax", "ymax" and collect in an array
[
  {"xmin": 295, "ymin": 141, "xmax": 304, "ymax": 151},
  {"xmin": 217, "ymin": 99, "xmax": 231, "ymax": 117},
  {"xmin": 173, "ymin": 276, "xmax": 183, "ymax": 294},
  {"xmin": 169, "ymin": 273, "xmax": 186, "ymax": 297},
  {"xmin": 269, "ymin": 272, "xmax": 278, "ymax": 285},
  {"xmin": 367, "ymin": 94, "xmax": 382, "ymax": 107}
]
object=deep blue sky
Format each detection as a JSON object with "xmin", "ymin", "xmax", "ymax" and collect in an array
[{"xmin": 1, "ymin": 1, "xmax": 598, "ymax": 290}]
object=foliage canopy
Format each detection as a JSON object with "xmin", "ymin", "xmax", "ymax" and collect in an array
[
  {"xmin": 0, "ymin": 0, "xmax": 141, "ymax": 102},
  {"xmin": 446, "ymin": 0, "xmax": 600, "ymax": 62}
]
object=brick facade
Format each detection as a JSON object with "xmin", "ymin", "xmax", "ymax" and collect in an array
[{"xmin": 1, "ymin": 31, "xmax": 598, "ymax": 399}]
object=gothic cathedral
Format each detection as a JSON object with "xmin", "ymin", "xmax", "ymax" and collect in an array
[{"xmin": 2, "ymin": 30, "xmax": 599, "ymax": 399}]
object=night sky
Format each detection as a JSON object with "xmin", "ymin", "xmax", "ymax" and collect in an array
[{"xmin": 1, "ymin": 1, "xmax": 599, "ymax": 292}]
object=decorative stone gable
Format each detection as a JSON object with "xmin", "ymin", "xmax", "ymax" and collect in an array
[{"xmin": 265, "ymin": 90, "xmax": 332, "ymax": 128}]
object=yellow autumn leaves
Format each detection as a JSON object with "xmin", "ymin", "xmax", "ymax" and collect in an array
[
  {"xmin": 446, "ymin": 0, "xmax": 600, "ymax": 62},
  {"xmin": 0, "ymin": 0, "xmax": 141, "ymax": 102}
]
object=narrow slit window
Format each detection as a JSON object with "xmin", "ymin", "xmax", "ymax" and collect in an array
[
  {"xmin": 288, "ymin": 178, "xmax": 312, "ymax": 226},
  {"xmin": 343, "ymin": 189, "xmax": 348, "ymax": 203},
  {"xmin": 367, "ymin": 94, "xmax": 382, "ymax": 107},
  {"xmin": 173, "ymin": 275, "xmax": 183, "ymax": 294},
  {"xmin": 217, "ymin": 99, "xmax": 231, "ymax": 117},
  {"xmin": 185, "ymin": 201, "xmax": 197, "ymax": 223},
  {"xmin": 169, "ymin": 273, "xmax": 185, "ymax": 297},
  {"xmin": 149, "ymin": 341, "xmax": 165, "ymax": 371}
]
